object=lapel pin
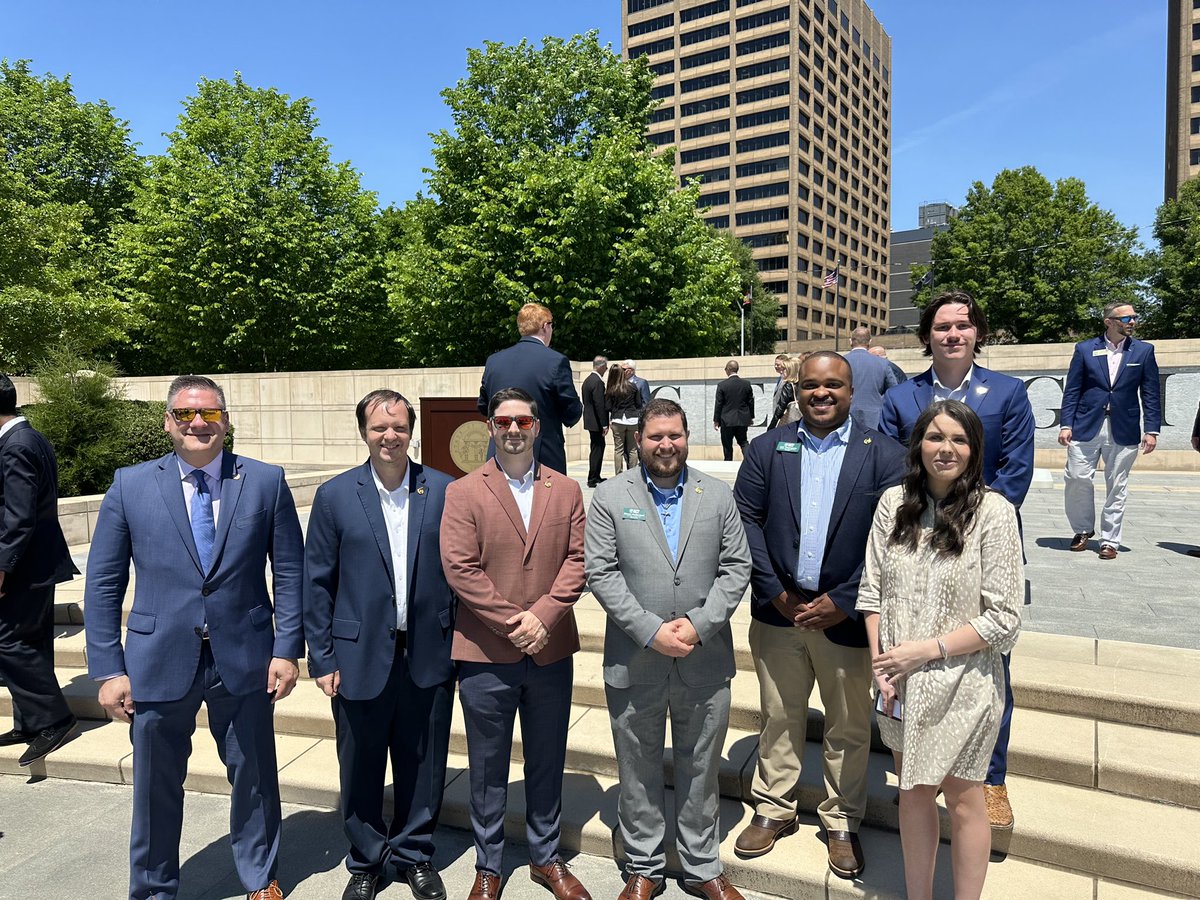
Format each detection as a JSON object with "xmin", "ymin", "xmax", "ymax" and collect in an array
[
  {"xmin": 863, "ymin": 437, "xmax": 872, "ymax": 444},
  {"xmin": 417, "ymin": 486, "xmax": 426, "ymax": 495},
  {"xmin": 694, "ymin": 486, "xmax": 703, "ymax": 494},
  {"xmin": 545, "ymin": 479, "xmax": 552, "ymax": 488}
]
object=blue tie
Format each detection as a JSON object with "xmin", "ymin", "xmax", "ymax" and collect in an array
[{"xmin": 192, "ymin": 470, "xmax": 216, "ymax": 572}]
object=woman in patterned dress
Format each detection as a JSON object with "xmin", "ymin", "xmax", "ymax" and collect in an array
[{"xmin": 858, "ymin": 399, "xmax": 1022, "ymax": 900}]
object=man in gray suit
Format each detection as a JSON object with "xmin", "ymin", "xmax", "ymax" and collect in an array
[
  {"xmin": 844, "ymin": 327, "xmax": 899, "ymax": 430},
  {"xmin": 584, "ymin": 399, "xmax": 752, "ymax": 900}
]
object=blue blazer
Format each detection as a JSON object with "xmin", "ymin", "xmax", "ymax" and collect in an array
[
  {"xmin": 1060, "ymin": 336, "xmax": 1161, "ymax": 447},
  {"xmin": 477, "ymin": 336, "xmax": 583, "ymax": 475},
  {"xmin": 85, "ymin": 452, "xmax": 304, "ymax": 702},
  {"xmin": 303, "ymin": 460, "xmax": 456, "ymax": 700},
  {"xmin": 733, "ymin": 422, "xmax": 906, "ymax": 648},
  {"xmin": 879, "ymin": 365, "xmax": 1036, "ymax": 507}
]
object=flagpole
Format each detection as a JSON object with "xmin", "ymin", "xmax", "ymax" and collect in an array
[{"xmin": 834, "ymin": 269, "xmax": 841, "ymax": 353}]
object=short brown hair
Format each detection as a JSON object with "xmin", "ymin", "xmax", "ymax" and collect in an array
[
  {"xmin": 355, "ymin": 390, "xmax": 415, "ymax": 435},
  {"xmin": 638, "ymin": 397, "xmax": 687, "ymax": 434},
  {"xmin": 918, "ymin": 290, "xmax": 988, "ymax": 357},
  {"xmin": 517, "ymin": 302, "xmax": 553, "ymax": 336},
  {"xmin": 167, "ymin": 375, "xmax": 225, "ymax": 408}
]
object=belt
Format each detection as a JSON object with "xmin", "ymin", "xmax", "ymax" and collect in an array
[{"xmin": 193, "ymin": 626, "xmax": 209, "ymax": 641}]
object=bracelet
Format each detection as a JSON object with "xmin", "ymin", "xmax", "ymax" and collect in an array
[{"xmin": 936, "ymin": 638, "xmax": 949, "ymax": 661}]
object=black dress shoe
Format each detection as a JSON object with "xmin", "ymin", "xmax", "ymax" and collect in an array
[
  {"xmin": 342, "ymin": 873, "xmax": 378, "ymax": 900},
  {"xmin": 0, "ymin": 728, "xmax": 32, "ymax": 747},
  {"xmin": 405, "ymin": 862, "xmax": 447, "ymax": 900},
  {"xmin": 18, "ymin": 717, "xmax": 77, "ymax": 767}
]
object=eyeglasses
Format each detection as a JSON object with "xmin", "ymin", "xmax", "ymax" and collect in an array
[
  {"xmin": 1108, "ymin": 314, "xmax": 1138, "ymax": 324},
  {"xmin": 491, "ymin": 415, "xmax": 537, "ymax": 431},
  {"xmin": 170, "ymin": 408, "xmax": 225, "ymax": 424}
]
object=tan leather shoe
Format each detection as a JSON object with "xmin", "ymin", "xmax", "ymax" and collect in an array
[
  {"xmin": 530, "ymin": 858, "xmax": 591, "ymax": 900},
  {"xmin": 247, "ymin": 881, "xmax": 284, "ymax": 900},
  {"xmin": 1098, "ymin": 545, "xmax": 1117, "ymax": 560},
  {"xmin": 826, "ymin": 830, "xmax": 865, "ymax": 878},
  {"xmin": 617, "ymin": 873, "xmax": 663, "ymax": 900},
  {"xmin": 1069, "ymin": 531, "xmax": 1094, "ymax": 551},
  {"xmin": 733, "ymin": 814, "xmax": 799, "ymax": 858},
  {"xmin": 467, "ymin": 870, "xmax": 502, "ymax": 900},
  {"xmin": 985, "ymin": 783, "xmax": 1015, "ymax": 829},
  {"xmin": 681, "ymin": 874, "xmax": 744, "ymax": 900}
]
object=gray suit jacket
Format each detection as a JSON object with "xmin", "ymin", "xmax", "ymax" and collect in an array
[{"xmin": 584, "ymin": 466, "xmax": 751, "ymax": 689}]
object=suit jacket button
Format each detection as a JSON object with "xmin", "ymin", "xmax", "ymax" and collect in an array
[
  {"xmin": 674, "ymin": 576, "xmax": 681, "ymax": 586},
  {"xmin": 201, "ymin": 587, "xmax": 211, "ymax": 596},
  {"xmin": 389, "ymin": 626, "xmax": 397, "ymax": 639}
]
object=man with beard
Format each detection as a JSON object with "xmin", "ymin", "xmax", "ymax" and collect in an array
[
  {"xmin": 585, "ymin": 398, "xmax": 751, "ymax": 900},
  {"xmin": 733, "ymin": 353, "xmax": 905, "ymax": 878}
]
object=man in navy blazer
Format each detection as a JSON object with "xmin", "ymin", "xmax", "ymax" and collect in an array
[
  {"xmin": 85, "ymin": 375, "xmax": 304, "ymax": 900},
  {"xmin": 877, "ymin": 291, "xmax": 1035, "ymax": 832},
  {"xmin": 477, "ymin": 302, "xmax": 582, "ymax": 475},
  {"xmin": 304, "ymin": 390, "xmax": 456, "ymax": 900},
  {"xmin": 733, "ymin": 353, "xmax": 905, "ymax": 878},
  {"xmin": 1059, "ymin": 302, "xmax": 1161, "ymax": 560}
]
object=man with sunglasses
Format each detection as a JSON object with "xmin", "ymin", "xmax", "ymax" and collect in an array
[
  {"xmin": 85, "ymin": 375, "xmax": 304, "ymax": 900},
  {"xmin": 1059, "ymin": 302, "xmax": 1161, "ymax": 561},
  {"xmin": 440, "ymin": 388, "xmax": 591, "ymax": 900}
]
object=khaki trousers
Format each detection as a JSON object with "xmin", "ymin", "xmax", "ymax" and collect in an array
[{"xmin": 748, "ymin": 618, "xmax": 873, "ymax": 832}]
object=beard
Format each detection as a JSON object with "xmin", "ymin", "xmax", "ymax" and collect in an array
[{"xmin": 643, "ymin": 446, "xmax": 688, "ymax": 481}]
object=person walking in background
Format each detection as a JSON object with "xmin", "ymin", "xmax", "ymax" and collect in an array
[
  {"xmin": 766, "ymin": 356, "xmax": 802, "ymax": 430},
  {"xmin": 586, "ymin": 398, "xmax": 752, "ymax": 900},
  {"xmin": 477, "ymin": 302, "xmax": 582, "ymax": 476},
  {"xmin": 860, "ymin": 400, "xmax": 1022, "ymax": 900},
  {"xmin": 440, "ymin": 388, "xmax": 592, "ymax": 900},
  {"xmin": 607, "ymin": 365, "xmax": 641, "ymax": 475},
  {"xmin": 303, "ymin": 391, "xmax": 456, "ymax": 900},
  {"xmin": 844, "ymin": 327, "xmax": 900, "ymax": 429},
  {"xmin": 581, "ymin": 356, "xmax": 609, "ymax": 488},
  {"xmin": 869, "ymin": 345, "xmax": 907, "ymax": 384},
  {"xmin": 623, "ymin": 360, "xmax": 652, "ymax": 409},
  {"xmin": 713, "ymin": 360, "xmax": 755, "ymax": 462},
  {"xmin": 771, "ymin": 354, "xmax": 790, "ymax": 409},
  {"xmin": 1059, "ymin": 302, "xmax": 1161, "ymax": 561},
  {"xmin": 0, "ymin": 374, "xmax": 79, "ymax": 768},
  {"xmin": 84, "ymin": 375, "xmax": 304, "ymax": 900}
]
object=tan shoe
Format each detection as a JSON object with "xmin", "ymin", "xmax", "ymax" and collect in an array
[
  {"xmin": 826, "ymin": 830, "xmax": 865, "ymax": 879},
  {"xmin": 681, "ymin": 874, "xmax": 744, "ymax": 900},
  {"xmin": 467, "ymin": 870, "xmax": 502, "ymax": 900},
  {"xmin": 733, "ymin": 814, "xmax": 799, "ymax": 858},
  {"xmin": 530, "ymin": 858, "xmax": 591, "ymax": 900},
  {"xmin": 617, "ymin": 874, "xmax": 663, "ymax": 900},
  {"xmin": 247, "ymin": 881, "xmax": 284, "ymax": 900},
  {"xmin": 985, "ymin": 783, "xmax": 1015, "ymax": 829}
]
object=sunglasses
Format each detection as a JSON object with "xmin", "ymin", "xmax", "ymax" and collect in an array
[
  {"xmin": 170, "ymin": 408, "xmax": 225, "ymax": 424},
  {"xmin": 491, "ymin": 415, "xmax": 537, "ymax": 431},
  {"xmin": 1108, "ymin": 315, "xmax": 1138, "ymax": 324}
]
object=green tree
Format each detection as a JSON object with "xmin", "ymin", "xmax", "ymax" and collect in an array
[
  {"xmin": 911, "ymin": 167, "xmax": 1143, "ymax": 343},
  {"xmin": 387, "ymin": 33, "xmax": 743, "ymax": 365},
  {"xmin": 118, "ymin": 73, "xmax": 390, "ymax": 374},
  {"xmin": 719, "ymin": 230, "xmax": 781, "ymax": 354},
  {"xmin": 0, "ymin": 59, "xmax": 141, "ymax": 372},
  {"xmin": 1145, "ymin": 176, "xmax": 1200, "ymax": 338}
]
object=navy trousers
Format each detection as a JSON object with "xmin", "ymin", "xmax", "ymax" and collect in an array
[
  {"xmin": 0, "ymin": 585, "xmax": 71, "ymax": 733},
  {"xmin": 987, "ymin": 652, "xmax": 1014, "ymax": 785},
  {"xmin": 457, "ymin": 655, "xmax": 573, "ymax": 874},
  {"xmin": 333, "ymin": 642, "xmax": 454, "ymax": 877},
  {"xmin": 128, "ymin": 642, "xmax": 280, "ymax": 900}
]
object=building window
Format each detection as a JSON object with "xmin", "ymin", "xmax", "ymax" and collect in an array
[
  {"xmin": 1193, "ymin": 22, "xmax": 1200, "ymax": 41},
  {"xmin": 737, "ymin": 32, "xmax": 790, "ymax": 56},
  {"xmin": 650, "ymin": 106, "xmax": 675, "ymax": 123},
  {"xmin": 736, "ymin": 156, "xmax": 789, "ymax": 178},
  {"xmin": 629, "ymin": 37, "xmax": 675, "ymax": 58},
  {"xmin": 736, "ymin": 206, "xmax": 790, "ymax": 226},
  {"xmin": 1191, "ymin": 117, "xmax": 1200, "ymax": 136},
  {"xmin": 682, "ymin": 47, "xmax": 731, "ymax": 69},
  {"xmin": 737, "ymin": 181, "xmax": 790, "ymax": 202},
  {"xmin": 682, "ymin": 23, "xmax": 731, "ymax": 46},
  {"xmin": 1193, "ymin": 85, "xmax": 1200, "ymax": 104},
  {"xmin": 756, "ymin": 255, "xmax": 789, "ymax": 271},
  {"xmin": 736, "ymin": 107, "xmax": 789, "ymax": 129},
  {"xmin": 628, "ymin": 0, "xmax": 671, "ymax": 11},
  {"xmin": 680, "ymin": 142, "xmax": 731, "ymax": 163},
  {"xmin": 681, "ymin": 71, "xmax": 732, "ymax": 93},
  {"xmin": 1191, "ymin": 149, "xmax": 1200, "ymax": 166},
  {"xmin": 736, "ymin": 131, "xmax": 789, "ymax": 152},
  {"xmin": 647, "ymin": 130, "xmax": 676, "ymax": 146},
  {"xmin": 681, "ymin": 95, "xmax": 731, "ymax": 117},
  {"xmin": 681, "ymin": 119, "xmax": 731, "ymax": 140},
  {"xmin": 697, "ymin": 190, "xmax": 730, "ymax": 208},
  {"xmin": 742, "ymin": 231, "xmax": 788, "ymax": 248},
  {"xmin": 761, "ymin": 280, "xmax": 788, "ymax": 294},
  {"xmin": 650, "ymin": 84, "xmax": 676, "ymax": 100},
  {"xmin": 649, "ymin": 60, "xmax": 675, "ymax": 76},
  {"xmin": 681, "ymin": 0, "xmax": 730, "ymax": 23},
  {"xmin": 737, "ymin": 57, "xmax": 790, "ymax": 80},
  {"xmin": 737, "ymin": 7, "xmax": 789, "ymax": 31},
  {"xmin": 736, "ymin": 81, "xmax": 791, "ymax": 105},
  {"xmin": 705, "ymin": 214, "xmax": 730, "ymax": 228},
  {"xmin": 628, "ymin": 13, "xmax": 674, "ymax": 38},
  {"xmin": 688, "ymin": 166, "xmax": 731, "ymax": 184}
]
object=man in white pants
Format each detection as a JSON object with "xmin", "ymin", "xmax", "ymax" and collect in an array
[{"xmin": 1058, "ymin": 302, "xmax": 1161, "ymax": 560}]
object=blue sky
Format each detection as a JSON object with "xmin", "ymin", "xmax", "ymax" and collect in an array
[{"xmin": 5, "ymin": 1, "xmax": 1167, "ymax": 239}]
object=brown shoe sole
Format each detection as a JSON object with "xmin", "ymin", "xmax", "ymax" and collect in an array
[{"xmin": 733, "ymin": 818, "xmax": 799, "ymax": 859}]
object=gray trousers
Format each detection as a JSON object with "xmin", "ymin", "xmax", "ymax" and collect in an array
[{"xmin": 605, "ymin": 674, "xmax": 731, "ymax": 882}]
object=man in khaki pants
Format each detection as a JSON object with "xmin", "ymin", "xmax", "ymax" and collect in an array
[{"xmin": 732, "ymin": 353, "xmax": 905, "ymax": 878}]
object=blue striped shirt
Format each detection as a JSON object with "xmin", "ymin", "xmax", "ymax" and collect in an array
[{"xmin": 795, "ymin": 418, "xmax": 852, "ymax": 590}]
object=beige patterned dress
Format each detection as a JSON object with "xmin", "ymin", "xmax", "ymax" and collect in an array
[{"xmin": 857, "ymin": 486, "xmax": 1022, "ymax": 790}]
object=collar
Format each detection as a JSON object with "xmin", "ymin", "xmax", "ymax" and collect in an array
[
  {"xmin": 496, "ymin": 457, "xmax": 536, "ymax": 487},
  {"xmin": 797, "ymin": 416, "xmax": 852, "ymax": 448},
  {"xmin": 1104, "ymin": 334, "xmax": 1129, "ymax": 353},
  {"xmin": 644, "ymin": 464, "xmax": 687, "ymax": 500},
  {"xmin": 932, "ymin": 363, "xmax": 974, "ymax": 394},
  {"xmin": 178, "ymin": 452, "xmax": 223, "ymax": 485},
  {"xmin": 0, "ymin": 415, "xmax": 26, "ymax": 441},
  {"xmin": 370, "ymin": 461, "xmax": 410, "ymax": 497}
]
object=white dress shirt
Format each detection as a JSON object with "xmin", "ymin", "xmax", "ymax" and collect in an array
[
  {"xmin": 0, "ymin": 415, "xmax": 26, "ymax": 441},
  {"xmin": 932, "ymin": 364, "xmax": 975, "ymax": 404},
  {"xmin": 1104, "ymin": 335, "xmax": 1127, "ymax": 385},
  {"xmin": 503, "ymin": 460, "xmax": 536, "ymax": 531},
  {"xmin": 371, "ymin": 464, "xmax": 410, "ymax": 631},
  {"xmin": 177, "ymin": 455, "xmax": 224, "ymax": 526}
]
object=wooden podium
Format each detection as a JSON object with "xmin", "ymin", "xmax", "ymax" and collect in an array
[{"xmin": 420, "ymin": 398, "xmax": 488, "ymax": 478}]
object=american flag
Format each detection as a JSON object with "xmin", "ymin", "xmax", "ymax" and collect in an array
[{"xmin": 822, "ymin": 266, "xmax": 840, "ymax": 289}]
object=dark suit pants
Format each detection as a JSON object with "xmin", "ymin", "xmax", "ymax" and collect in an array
[
  {"xmin": 987, "ymin": 652, "xmax": 1014, "ymax": 784},
  {"xmin": 128, "ymin": 642, "xmax": 279, "ymax": 900},
  {"xmin": 719, "ymin": 426, "xmax": 749, "ymax": 461},
  {"xmin": 587, "ymin": 429, "xmax": 606, "ymax": 484},
  {"xmin": 333, "ymin": 641, "xmax": 454, "ymax": 876},
  {"xmin": 0, "ymin": 585, "xmax": 71, "ymax": 733},
  {"xmin": 457, "ymin": 655, "xmax": 573, "ymax": 874}
]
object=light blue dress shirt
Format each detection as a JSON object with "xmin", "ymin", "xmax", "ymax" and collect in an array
[
  {"xmin": 646, "ymin": 467, "xmax": 686, "ymax": 563},
  {"xmin": 795, "ymin": 418, "xmax": 851, "ymax": 590}
]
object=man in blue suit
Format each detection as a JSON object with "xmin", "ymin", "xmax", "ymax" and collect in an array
[
  {"xmin": 1059, "ymin": 302, "xmax": 1161, "ymax": 560},
  {"xmin": 477, "ymin": 302, "xmax": 582, "ymax": 475},
  {"xmin": 733, "ymin": 352, "xmax": 905, "ymax": 879},
  {"xmin": 85, "ymin": 375, "xmax": 304, "ymax": 900},
  {"xmin": 878, "ymin": 291, "xmax": 1035, "ymax": 832},
  {"xmin": 304, "ymin": 390, "xmax": 456, "ymax": 900}
]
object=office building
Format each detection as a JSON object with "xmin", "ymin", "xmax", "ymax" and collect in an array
[
  {"xmin": 887, "ymin": 201, "xmax": 954, "ymax": 330},
  {"xmin": 623, "ymin": 0, "xmax": 893, "ymax": 348},
  {"xmin": 1166, "ymin": 0, "xmax": 1200, "ymax": 200}
]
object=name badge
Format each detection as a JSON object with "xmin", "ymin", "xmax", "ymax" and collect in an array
[
  {"xmin": 622, "ymin": 507, "xmax": 647, "ymax": 521},
  {"xmin": 1092, "ymin": 348, "xmax": 1108, "ymax": 357},
  {"xmin": 776, "ymin": 441, "xmax": 801, "ymax": 453}
]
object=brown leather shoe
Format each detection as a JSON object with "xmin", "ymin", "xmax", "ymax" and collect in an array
[
  {"xmin": 247, "ymin": 881, "xmax": 284, "ymax": 900},
  {"xmin": 530, "ymin": 858, "xmax": 591, "ymax": 900},
  {"xmin": 984, "ymin": 783, "xmax": 1015, "ymax": 829},
  {"xmin": 467, "ymin": 870, "xmax": 502, "ymax": 900},
  {"xmin": 733, "ymin": 814, "xmax": 799, "ymax": 858},
  {"xmin": 617, "ymin": 874, "xmax": 663, "ymax": 900},
  {"xmin": 681, "ymin": 874, "xmax": 744, "ymax": 900},
  {"xmin": 826, "ymin": 830, "xmax": 865, "ymax": 878},
  {"xmin": 1098, "ymin": 544, "xmax": 1117, "ymax": 560},
  {"xmin": 1069, "ymin": 531, "xmax": 1094, "ymax": 551}
]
